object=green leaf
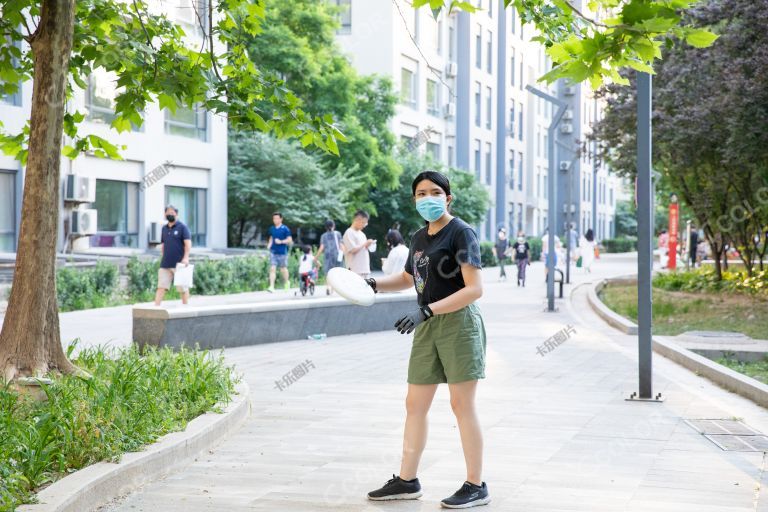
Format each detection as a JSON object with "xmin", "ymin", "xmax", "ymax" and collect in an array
[
  {"xmin": 157, "ymin": 93, "xmax": 178, "ymax": 113},
  {"xmin": 685, "ymin": 29, "xmax": 719, "ymax": 48}
]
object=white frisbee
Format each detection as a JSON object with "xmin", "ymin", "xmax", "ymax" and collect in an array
[{"xmin": 326, "ymin": 267, "xmax": 376, "ymax": 306}]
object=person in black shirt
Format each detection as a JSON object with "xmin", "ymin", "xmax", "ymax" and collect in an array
[
  {"xmin": 364, "ymin": 171, "xmax": 490, "ymax": 509},
  {"xmin": 494, "ymin": 227, "xmax": 509, "ymax": 281},
  {"xmin": 154, "ymin": 205, "xmax": 192, "ymax": 305},
  {"xmin": 512, "ymin": 230, "xmax": 531, "ymax": 287}
]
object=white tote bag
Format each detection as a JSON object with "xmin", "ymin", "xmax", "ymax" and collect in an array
[{"xmin": 173, "ymin": 263, "xmax": 194, "ymax": 288}]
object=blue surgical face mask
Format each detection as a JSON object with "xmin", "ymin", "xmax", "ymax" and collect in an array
[{"xmin": 415, "ymin": 196, "xmax": 447, "ymax": 222}]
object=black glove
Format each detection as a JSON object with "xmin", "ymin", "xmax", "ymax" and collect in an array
[
  {"xmin": 364, "ymin": 277, "xmax": 378, "ymax": 293},
  {"xmin": 395, "ymin": 305, "xmax": 434, "ymax": 334}
]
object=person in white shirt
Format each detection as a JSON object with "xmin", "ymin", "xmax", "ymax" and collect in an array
[
  {"xmin": 343, "ymin": 210, "xmax": 375, "ymax": 278},
  {"xmin": 382, "ymin": 229, "xmax": 409, "ymax": 275}
]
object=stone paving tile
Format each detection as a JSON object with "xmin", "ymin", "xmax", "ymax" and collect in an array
[{"xmin": 103, "ymin": 257, "xmax": 768, "ymax": 511}]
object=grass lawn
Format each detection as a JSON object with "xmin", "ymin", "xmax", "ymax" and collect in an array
[
  {"xmin": 599, "ymin": 283, "xmax": 768, "ymax": 339},
  {"xmin": 717, "ymin": 357, "xmax": 768, "ymax": 385}
]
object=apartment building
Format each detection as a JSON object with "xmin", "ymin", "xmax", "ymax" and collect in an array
[
  {"xmin": 0, "ymin": 0, "xmax": 227, "ymax": 255},
  {"xmin": 335, "ymin": 0, "xmax": 620, "ymax": 242}
]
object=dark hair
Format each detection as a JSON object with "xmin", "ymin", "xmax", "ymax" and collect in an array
[
  {"xmin": 272, "ymin": 212, "xmax": 283, "ymax": 219},
  {"xmin": 411, "ymin": 170, "xmax": 451, "ymax": 197},
  {"xmin": 302, "ymin": 244, "xmax": 311, "ymax": 254},
  {"xmin": 586, "ymin": 229, "xmax": 594, "ymax": 242},
  {"xmin": 324, "ymin": 219, "xmax": 335, "ymax": 231},
  {"xmin": 165, "ymin": 204, "xmax": 178, "ymax": 214},
  {"xmin": 354, "ymin": 210, "xmax": 369, "ymax": 219},
  {"xmin": 386, "ymin": 229, "xmax": 405, "ymax": 247}
]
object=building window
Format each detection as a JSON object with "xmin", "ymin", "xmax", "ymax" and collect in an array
[
  {"xmin": 510, "ymin": 8, "xmax": 516, "ymax": 34},
  {"xmin": 475, "ymin": 26, "xmax": 482, "ymax": 69},
  {"xmin": 488, "ymin": 0, "xmax": 493, "ymax": 17},
  {"xmin": 90, "ymin": 179, "xmax": 139, "ymax": 248},
  {"xmin": 449, "ymin": 24, "xmax": 456, "ymax": 62},
  {"xmin": 165, "ymin": 104, "xmax": 208, "ymax": 141},
  {"xmin": 400, "ymin": 67, "xmax": 416, "ymax": 108},
  {"xmin": 543, "ymin": 171, "xmax": 548, "ymax": 199},
  {"xmin": 609, "ymin": 187, "xmax": 614, "ymax": 205},
  {"xmin": 536, "ymin": 129, "xmax": 541, "ymax": 158},
  {"xmin": 543, "ymin": 134, "xmax": 548, "ymax": 158},
  {"xmin": 336, "ymin": 0, "xmax": 352, "ymax": 34},
  {"xmin": 426, "ymin": 142, "xmax": 440, "ymax": 160},
  {"xmin": 474, "ymin": 140, "xmax": 481, "ymax": 179},
  {"xmin": 485, "ymin": 86, "xmax": 492, "ymax": 130},
  {"xmin": 510, "ymin": 50, "xmax": 515, "ymax": 87},
  {"xmin": 474, "ymin": 82, "xmax": 481, "ymax": 127},
  {"xmin": 517, "ymin": 202, "xmax": 523, "ymax": 230},
  {"xmin": 486, "ymin": 30, "xmax": 492, "ymax": 73},
  {"xmin": 436, "ymin": 18, "xmax": 443, "ymax": 54},
  {"xmin": 0, "ymin": 171, "xmax": 15, "ymax": 251},
  {"xmin": 508, "ymin": 150, "xmax": 515, "ymax": 190},
  {"xmin": 166, "ymin": 186, "xmax": 207, "ymax": 246},
  {"xmin": 448, "ymin": 144, "xmax": 454, "ymax": 167},
  {"xmin": 485, "ymin": 143, "xmax": 492, "ymax": 184},
  {"xmin": 519, "ymin": 58, "xmax": 524, "ymax": 90},
  {"xmin": 85, "ymin": 69, "xmax": 119, "ymax": 125},
  {"xmin": 1, "ymin": 37, "xmax": 21, "ymax": 106},
  {"xmin": 485, "ymin": 210, "xmax": 492, "ymax": 240},
  {"xmin": 509, "ymin": 103, "xmax": 515, "ymax": 138},
  {"xmin": 517, "ymin": 151, "xmax": 523, "ymax": 191},
  {"xmin": 518, "ymin": 102, "xmax": 523, "ymax": 141},
  {"xmin": 426, "ymin": 79, "xmax": 440, "ymax": 116}
]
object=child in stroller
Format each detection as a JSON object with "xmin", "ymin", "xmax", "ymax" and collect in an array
[{"xmin": 298, "ymin": 245, "xmax": 319, "ymax": 296}]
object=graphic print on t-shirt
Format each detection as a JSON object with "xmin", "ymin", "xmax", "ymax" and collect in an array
[{"xmin": 412, "ymin": 249, "xmax": 428, "ymax": 294}]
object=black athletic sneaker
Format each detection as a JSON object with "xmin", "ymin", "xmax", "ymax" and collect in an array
[
  {"xmin": 367, "ymin": 474, "xmax": 423, "ymax": 501},
  {"xmin": 440, "ymin": 481, "xmax": 491, "ymax": 509}
]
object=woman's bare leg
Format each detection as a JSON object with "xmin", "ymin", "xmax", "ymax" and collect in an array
[
  {"xmin": 448, "ymin": 380, "xmax": 483, "ymax": 485},
  {"xmin": 399, "ymin": 383, "xmax": 439, "ymax": 480}
]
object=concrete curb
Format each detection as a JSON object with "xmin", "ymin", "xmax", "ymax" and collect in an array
[
  {"xmin": 586, "ymin": 278, "xmax": 768, "ymax": 409},
  {"xmin": 587, "ymin": 278, "xmax": 638, "ymax": 335},
  {"xmin": 18, "ymin": 381, "xmax": 251, "ymax": 512}
]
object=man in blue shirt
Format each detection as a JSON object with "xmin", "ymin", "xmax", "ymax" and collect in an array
[
  {"xmin": 154, "ymin": 205, "xmax": 192, "ymax": 305},
  {"xmin": 267, "ymin": 212, "xmax": 293, "ymax": 292}
]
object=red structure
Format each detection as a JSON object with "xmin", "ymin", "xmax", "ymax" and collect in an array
[{"xmin": 668, "ymin": 201, "xmax": 679, "ymax": 269}]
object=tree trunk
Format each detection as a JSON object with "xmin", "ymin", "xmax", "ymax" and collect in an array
[{"xmin": 0, "ymin": 0, "xmax": 79, "ymax": 381}]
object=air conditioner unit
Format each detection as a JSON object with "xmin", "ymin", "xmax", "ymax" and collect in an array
[
  {"xmin": 148, "ymin": 222, "xmax": 162, "ymax": 244},
  {"xmin": 562, "ymin": 109, "xmax": 573, "ymax": 120},
  {"xmin": 71, "ymin": 209, "xmax": 97, "ymax": 236},
  {"xmin": 445, "ymin": 62, "xmax": 458, "ymax": 77},
  {"xmin": 560, "ymin": 123, "xmax": 574, "ymax": 134},
  {"xmin": 443, "ymin": 102, "xmax": 456, "ymax": 118},
  {"xmin": 564, "ymin": 85, "xmax": 576, "ymax": 96},
  {"xmin": 64, "ymin": 175, "xmax": 96, "ymax": 203}
]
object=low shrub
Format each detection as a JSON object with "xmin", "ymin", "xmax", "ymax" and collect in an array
[
  {"xmin": 56, "ymin": 261, "xmax": 119, "ymax": 312},
  {"xmin": 480, "ymin": 241, "xmax": 497, "ymax": 268},
  {"xmin": 601, "ymin": 237, "xmax": 637, "ymax": 253},
  {"xmin": 653, "ymin": 266, "xmax": 768, "ymax": 296},
  {"xmin": 528, "ymin": 237, "xmax": 542, "ymax": 262},
  {"xmin": 0, "ymin": 344, "xmax": 236, "ymax": 510}
]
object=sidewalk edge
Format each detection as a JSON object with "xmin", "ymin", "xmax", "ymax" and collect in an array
[{"xmin": 17, "ymin": 381, "xmax": 251, "ymax": 512}]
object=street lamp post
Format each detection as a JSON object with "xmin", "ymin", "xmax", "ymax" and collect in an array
[{"xmin": 526, "ymin": 84, "xmax": 567, "ymax": 312}]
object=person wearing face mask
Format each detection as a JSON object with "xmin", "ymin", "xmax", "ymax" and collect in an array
[
  {"xmin": 154, "ymin": 205, "xmax": 192, "ymax": 306},
  {"xmin": 364, "ymin": 170, "xmax": 490, "ymax": 509}
]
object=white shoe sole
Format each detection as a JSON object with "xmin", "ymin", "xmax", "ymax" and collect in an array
[
  {"xmin": 441, "ymin": 496, "xmax": 491, "ymax": 508},
  {"xmin": 367, "ymin": 491, "xmax": 423, "ymax": 501}
]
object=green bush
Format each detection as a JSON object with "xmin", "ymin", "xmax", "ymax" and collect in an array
[
  {"xmin": 653, "ymin": 267, "xmax": 768, "ymax": 296},
  {"xmin": 56, "ymin": 261, "xmax": 119, "ymax": 312},
  {"xmin": 528, "ymin": 237, "xmax": 542, "ymax": 262},
  {"xmin": 480, "ymin": 241, "xmax": 497, "ymax": 268},
  {"xmin": 602, "ymin": 237, "xmax": 637, "ymax": 253},
  {"xmin": 0, "ymin": 344, "xmax": 236, "ymax": 510}
]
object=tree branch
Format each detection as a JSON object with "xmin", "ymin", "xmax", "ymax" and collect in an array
[{"xmin": 132, "ymin": 0, "xmax": 158, "ymax": 80}]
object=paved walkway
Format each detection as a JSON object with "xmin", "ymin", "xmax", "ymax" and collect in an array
[{"xmin": 91, "ymin": 255, "xmax": 768, "ymax": 511}]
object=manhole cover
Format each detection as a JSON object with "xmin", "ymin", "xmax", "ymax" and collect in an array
[
  {"xmin": 705, "ymin": 435, "xmax": 768, "ymax": 452},
  {"xmin": 686, "ymin": 419, "xmax": 768, "ymax": 452},
  {"xmin": 686, "ymin": 419, "xmax": 761, "ymax": 436}
]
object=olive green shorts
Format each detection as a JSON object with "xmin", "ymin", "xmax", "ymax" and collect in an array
[{"xmin": 407, "ymin": 303, "xmax": 487, "ymax": 385}]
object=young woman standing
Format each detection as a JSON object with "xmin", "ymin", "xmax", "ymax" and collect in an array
[{"xmin": 364, "ymin": 171, "xmax": 490, "ymax": 509}]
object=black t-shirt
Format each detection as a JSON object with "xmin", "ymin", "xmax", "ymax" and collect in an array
[
  {"xmin": 512, "ymin": 241, "xmax": 530, "ymax": 260},
  {"xmin": 404, "ymin": 217, "xmax": 482, "ymax": 306}
]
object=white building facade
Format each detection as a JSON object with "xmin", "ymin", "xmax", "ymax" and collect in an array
[
  {"xmin": 335, "ymin": 0, "xmax": 621, "ymax": 242},
  {"xmin": 0, "ymin": 0, "xmax": 227, "ymax": 255}
]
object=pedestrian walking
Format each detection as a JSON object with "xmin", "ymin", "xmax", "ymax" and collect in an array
[
  {"xmin": 494, "ymin": 228, "xmax": 509, "ymax": 282},
  {"xmin": 689, "ymin": 225, "xmax": 699, "ymax": 268},
  {"xmin": 316, "ymin": 220, "xmax": 345, "ymax": 295},
  {"xmin": 580, "ymin": 229, "xmax": 596, "ymax": 273},
  {"xmin": 658, "ymin": 229, "xmax": 669, "ymax": 268},
  {"xmin": 267, "ymin": 212, "xmax": 293, "ymax": 293},
  {"xmin": 382, "ymin": 229, "xmax": 409, "ymax": 275},
  {"xmin": 154, "ymin": 205, "xmax": 191, "ymax": 306},
  {"xmin": 364, "ymin": 170, "xmax": 490, "ymax": 509},
  {"xmin": 343, "ymin": 210, "xmax": 376, "ymax": 279},
  {"xmin": 512, "ymin": 230, "xmax": 530, "ymax": 287}
]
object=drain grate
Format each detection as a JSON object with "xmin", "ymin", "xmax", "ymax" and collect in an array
[{"xmin": 685, "ymin": 419, "xmax": 768, "ymax": 452}]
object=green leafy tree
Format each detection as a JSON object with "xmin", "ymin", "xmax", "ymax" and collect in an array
[
  {"xmin": 417, "ymin": 0, "xmax": 717, "ymax": 86},
  {"xmin": 228, "ymin": 132, "xmax": 356, "ymax": 247},
  {"xmin": 0, "ymin": 0, "xmax": 344, "ymax": 381},
  {"xmin": 245, "ymin": 0, "xmax": 400, "ymax": 210}
]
